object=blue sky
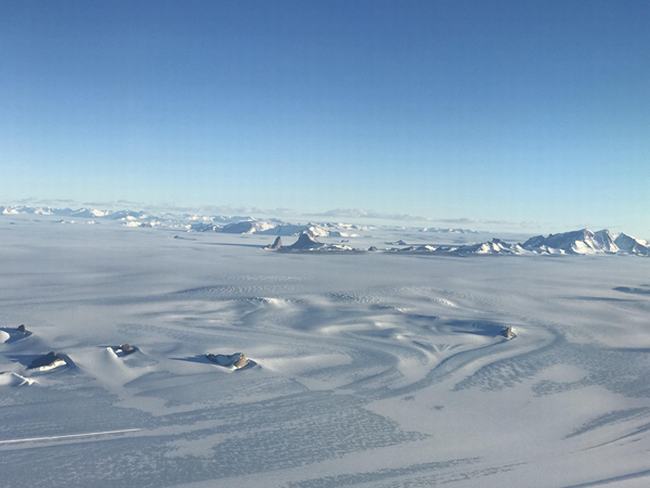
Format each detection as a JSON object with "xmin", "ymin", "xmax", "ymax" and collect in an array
[{"xmin": 1, "ymin": 1, "xmax": 648, "ymax": 233}]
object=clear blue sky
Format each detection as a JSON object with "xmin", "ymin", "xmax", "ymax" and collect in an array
[{"xmin": 1, "ymin": 0, "xmax": 648, "ymax": 233}]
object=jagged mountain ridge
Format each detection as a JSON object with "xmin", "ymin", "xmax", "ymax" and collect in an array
[
  {"xmin": 522, "ymin": 229, "xmax": 649, "ymax": 256},
  {"xmin": 393, "ymin": 230, "xmax": 649, "ymax": 256},
  {"xmin": 2, "ymin": 206, "xmax": 647, "ymax": 256},
  {"xmin": 272, "ymin": 229, "xmax": 649, "ymax": 256}
]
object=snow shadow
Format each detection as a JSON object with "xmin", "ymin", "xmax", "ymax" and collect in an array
[
  {"xmin": 170, "ymin": 355, "xmax": 258, "ymax": 370},
  {"xmin": 614, "ymin": 285, "xmax": 650, "ymax": 296},
  {"xmin": 444, "ymin": 319, "xmax": 507, "ymax": 337}
]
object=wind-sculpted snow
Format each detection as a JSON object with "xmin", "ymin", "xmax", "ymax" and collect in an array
[{"xmin": 1, "ymin": 220, "xmax": 650, "ymax": 487}]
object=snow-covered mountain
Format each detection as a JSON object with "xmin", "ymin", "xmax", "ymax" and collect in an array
[
  {"xmin": 218, "ymin": 220, "xmax": 277, "ymax": 234},
  {"xmin": 261, "ymin": 222, "xmax": 358, "ymax": 238},
  {"xmin": 592, "ymin": 229, "xmax": 619, "ymax": 253},
  {"xmin": 522, "ymin": 229, "xmax": 649, "ymax": 256},
  {"xmin": 613, "ymin": 233, "xmax": 650, "ymax": 256},
  {"xmin": 419, "ymin": 227, "xmax": 480, "ymax": 234},
  {"xmin": 188, "ymin": 219, "xmax": 360, "ymax": 238},
  {"xmin": 452, "ymin": 239, "xmax": 525, "ymax": 256},
  {"xmin": 390, "ymin": 239, "xmax": 525, "ymax": 256},
  {"xmin": 387, "ymin": 229, "xmax": 649, "ymax": 257},
  {"xmin": 271, "ymin": 232, "xmax": 356, "ymax": 252},
  {"xmin": 2, "ymin": 206, "xmax": 647, "ymax": 257},
  {"xmin": 1, "ymin": 205, "xmax": 154, "ymax": 225},
  {"xmin": 282, "ymin": 232, "xmax": 324, "ymax": 251}
]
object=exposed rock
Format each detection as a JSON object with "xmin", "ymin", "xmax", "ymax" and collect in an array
[
  {"xmin": 0, "ymin": 324, "xmax": 32, "ymax": 343},
  {"xmin": 28, "ymin": 352, "xmax": 69, "ymax": 372},
  {"xmin": 264, "ymin": 236, "xmax": 283, "ymax": 250},
  {"xmin": 501, "ymin": 326, "xmax": 516, "ymax": 340},
  {"xmin": 206, "ymin": 352, "xmax": 250, "ymax": 370},
  {"xmin": 110, "ymin": 343, "xmax": 138, "ymax": 357}
]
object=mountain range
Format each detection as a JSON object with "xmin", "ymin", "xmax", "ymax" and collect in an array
[
  {"xmin": 273, "ymin": 229, "xmax": 648, "ymax": 256},
  {"xmin": 2, "ymin": 206, "xmax": 648, "ymax": 257}
]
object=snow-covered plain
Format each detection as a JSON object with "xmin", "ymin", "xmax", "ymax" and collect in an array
[{"xmin": 1, "ymin": 217, "xmax": 650, "ymax": 487}]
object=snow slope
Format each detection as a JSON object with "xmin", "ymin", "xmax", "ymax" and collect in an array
[{"xmin": 1, "ymin": 216, "xmax": 650, "ymax": 487}]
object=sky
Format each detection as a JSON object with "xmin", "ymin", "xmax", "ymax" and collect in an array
[{"xmin": 1, "ymin": 0, "xmax": 649, "ymax": 234}]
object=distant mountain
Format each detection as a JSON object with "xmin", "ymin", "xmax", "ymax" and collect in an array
[
  {"xmin": 276, "ymin": 232, "xmax": 355, "ymax": 252},
  {"xmin": 419, "ymin": 227, "xmax": 480, "ymax": 234},
  {"xmin": 613, "ymin": 233, "xmax": 650, "ymax": 256},
  {"xmin": 391, "ymin": 238, "xmax": 524, "ymax": 256},
  {"xmin": 189, "ymin": 222, "xmax": 217, "ymax": 232},
  {"xmin": 2, "ymin": 206, "xmax": 647, "ymax": 257},
  {"xmin": 452, "ymin": 239, "xmax": 525, "ymax": 256},
  {"xmin": 210, "ymin": 215, "xmax": 254, "ymax": 225},
  {"xmin": 185, "ymin": 218, "xmax": 359, "ymax": 237},
  {"xmin": 263, "ymin": 236, "xmax": 283, "ymax": 250},
  {"xmin": 1, "ymin": 205, "xmax": 148, "ymax": 221},
  {"xmin": 523, "ymin": 229, "xmax": 600, "ymax": 255},
  {"xmin": 218, "ymin": 220, "xmax": 276, "ymax": 234},
  {"xmin": 522, "ymin": 229, "xmax": 649, "ymax": 256},
  {"xmin": 258, "ymin": 223, "xmax": 311, "ymax": 236},
  {"xmin": 259, "ymin": 223, "xmax": 331, "ymax": 237},
  {"xmin": 388, "ymin": 229, "xmax": 649, "ymax": 257},
  {"xmin": 593, "ymin": 229, "xmax": 619, "ymax": 253}
]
